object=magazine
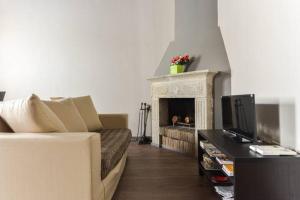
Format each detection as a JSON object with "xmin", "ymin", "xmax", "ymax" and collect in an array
[{"xmin": 249, "ymin": 145, "xmax": 297, "ymax": 156}]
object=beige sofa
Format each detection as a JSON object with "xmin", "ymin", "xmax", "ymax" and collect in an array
[{"xmin": 0, "ymin": 113, "xmax": 129, "ymax": 200}]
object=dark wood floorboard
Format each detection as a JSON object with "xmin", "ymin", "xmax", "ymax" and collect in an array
[{"xmin": 113, "ymin": 143, "xmax": 218, "ymax": 200}]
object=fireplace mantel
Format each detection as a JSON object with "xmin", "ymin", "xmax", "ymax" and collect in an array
[
  {"xmin": 148, "ymin": 70, "xmax": 218, "ymax": 156},
  {"xmin": 148, "ymin": 69, "xmax": 217, "ymax": 81}
]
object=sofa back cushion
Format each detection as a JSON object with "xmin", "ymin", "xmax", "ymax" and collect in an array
[
  {"xmin": 44, "ymin": 98, "xmax": 88, "ymax": 132},
  {"xmin": 0, "ymin": 94, "xmax": 68, "ymax": 133},
  {"xmin": 72, "ymin": 96, "xmax": 103, "ymax": 131}
]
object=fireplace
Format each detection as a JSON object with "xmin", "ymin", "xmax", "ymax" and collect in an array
[
  {"xmin": 148, "ymin": 70, "xmax": 218, "ymax": 157},
  {"xmin": 159, "ymin": 98, "xmax": 195, "ymax": 127}
]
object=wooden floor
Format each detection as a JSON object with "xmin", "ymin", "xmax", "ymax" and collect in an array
[{"xmin": 113, "ymin": 143, "xmax": 218, "ymax": 200}]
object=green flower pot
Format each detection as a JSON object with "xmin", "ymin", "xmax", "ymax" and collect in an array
[{"xmin": 170, "ymin": 64, "xmax": 185, "ymax": 75}]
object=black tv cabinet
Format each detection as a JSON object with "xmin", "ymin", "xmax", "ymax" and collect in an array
[{"xmin": 198, "ymin": 129, "xmax": 300, "ymax": 200}]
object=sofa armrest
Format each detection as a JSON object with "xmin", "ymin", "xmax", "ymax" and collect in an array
[
  {"xmin": 99, "ymin": 114, "xmax": 128, "ymax": 129},
  {"xmin": 0, "ymin": 132, "xmax": 104, "ymax": 200}
]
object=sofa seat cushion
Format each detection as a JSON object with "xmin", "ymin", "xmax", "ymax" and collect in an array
[{"xmin": 96, "ymin": 128, "xmax": 131, "ymax": 179}]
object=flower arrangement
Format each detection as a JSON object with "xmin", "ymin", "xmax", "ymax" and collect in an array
[{"xmin": 171, "ymin": 53, "xmax": 190, "ymax": 66}]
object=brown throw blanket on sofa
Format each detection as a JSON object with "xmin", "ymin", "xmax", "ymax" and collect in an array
[{"xmin": 96, "ymin": 128, "xmax": 131, "ymax": 179}]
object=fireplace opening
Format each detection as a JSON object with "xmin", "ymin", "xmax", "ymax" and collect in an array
[
  {"xmin": 159, "ymin": 98, "xmax": 195, "ymax": 156},
  {"xmin": 159, "ymin": 98, "xmax": 195, "ymax": 128}
]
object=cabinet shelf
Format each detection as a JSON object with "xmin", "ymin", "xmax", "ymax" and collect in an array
[
  {"xmin": 198, "ymin": 130, "xmax": 300, "ymax": 200},
  {"xmin": 198, "ymin": 161, "xmax": 233, "ymax": 186}
]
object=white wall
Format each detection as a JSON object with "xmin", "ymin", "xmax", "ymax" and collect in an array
[
  {"xmin": 218, "ymin": 0, "xmax": 300, "ymax": 151},
  {"xmin": 136, "ymin": 0, "xmax": 175, "ymax": 103},
  {"xmin": 0, "ymin": 0, "xmax": 174, "ymax": 136}
]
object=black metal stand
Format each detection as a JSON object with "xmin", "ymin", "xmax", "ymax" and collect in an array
[
  {"xmin": 0, "ymin": 91, "xmax": 5, "ymax": 101},
  {"xmin": 136, "ymin": 102, "xmax": 152, "ymax": 145}
]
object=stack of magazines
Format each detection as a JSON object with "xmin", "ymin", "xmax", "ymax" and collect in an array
[
  {"xmin": 216, "ymin": 156, "xmax": 234, "ymax": 176},
  {"xmin": 222, "ymin": 164, "xmax": 234, "ymax": 176},
  {"xmin": 214, "ymin": 186, "xmax": 234, "ymax": 199},
  {"xmin": 249, "ymin": 145, "xmax": 297, "ymax": 155},
  {"xmin": 216, "ymin": 157, "xmax": 233, "ymax": 165},
  {"xmin": 202, "ymin": 154, "xmax": 220, "ymax": 170},
  {"xmin": 200, "ymin": 140, "xmax": 234, "ymax": 176},
  {"xmin": 200, "ymin": 140, "xmax": 226, "ymax": 158}
]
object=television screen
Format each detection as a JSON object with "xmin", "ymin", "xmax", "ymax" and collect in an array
[{"xmin": 222, "ymin": 94, "xmax": 257, "ymax": 141}]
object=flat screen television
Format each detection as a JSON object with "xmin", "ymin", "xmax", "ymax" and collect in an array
[{"xmin": 222, "ymin": 94, "xmax": 257, "ymax": 142}]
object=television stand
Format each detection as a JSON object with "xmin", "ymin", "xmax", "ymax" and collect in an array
[{"xmin": 198, "ymin": 129, "xmax": 300, "ymax": 200}]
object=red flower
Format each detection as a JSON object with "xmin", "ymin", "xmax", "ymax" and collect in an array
[
  {"xmin": 183, "ymin": 53, "xmax": 189, "ymax": 61},
  {"xmin": 171, "ymin": 55, "xmax": 180, "ymax": 64},
  {"xmin": 170, "ymin": 54, "xmax": 190, "ymax": 65}
]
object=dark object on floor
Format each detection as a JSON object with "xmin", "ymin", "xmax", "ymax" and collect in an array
[
  {"xmin": 0, "ymin": 91, "xmax": 5, "ymax": 101},
  {"xmin": 137, "ymin": 102, "xmax": 152, "ymax": 144}
]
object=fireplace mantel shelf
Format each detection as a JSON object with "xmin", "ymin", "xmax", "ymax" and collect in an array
[{"xmin": 148, "ymin": 69, "xmax": 218, "ymax": 82}]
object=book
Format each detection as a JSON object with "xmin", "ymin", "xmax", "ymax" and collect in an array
[
  {"xmin": 222, "ymin": 198, "xmax": 234, "ymax": 200},
  {"xmin": 200, "ymin": 141, "xmax": 228, "ymax": 158},
  {"xmin": 214, "ymin": 186, "xmax": 234, "ymax": 198},
  {"xmin": 202, "ymin": 153, "xmax": 221, "ymax": 171},
  {"xmin": 211, "ymin": 175, "xmax": 229, "ymax": 183},
  {"xmin": 216, "ymin": 157, "xmax": 233, "ymax": 165},
  {"xmin": 200, "ymin": 140, "xmax": 214, "ymax": 149},
  {"xmin": 201, "ymin": 161, "xmax": 220, "ymax": 171},
  {"xmin": 205, "ymin": 146, "xmax": 226, "ymax": 158},
  {"xmin": 222, "ymin": 164, "xmax": 234, "ymax": 176},
  {"xmin": 249, "ymin": 145, "xmax": 297, "ymax": 156},
  {"xmin": 206, "ymin": 148, "xmax": 226, "ymax": 158}
]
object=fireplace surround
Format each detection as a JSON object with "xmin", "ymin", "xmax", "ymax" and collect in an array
[{"xmin": 148, "ymin": 70, "xmax": 218, "ymax": 156}]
